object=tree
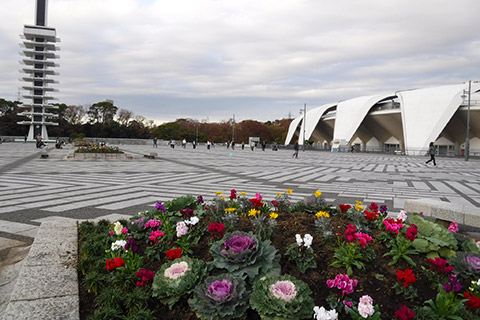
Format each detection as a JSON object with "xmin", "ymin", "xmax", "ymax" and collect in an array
[
  {"xmin": 87, "ymin": 100, "xmax": 118, "ymax": 124},
  {"xmin": 64, "ymin": 105, "xmax": 86, "ymax": 125},
  {"xmin": 117, "ymin": 109, "xmax": 134, "ymax": 126}
]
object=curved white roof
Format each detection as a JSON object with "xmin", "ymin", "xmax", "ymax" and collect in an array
[
  {"xmin": 284, "ymin": 82, "xmax": 480, "ymax": 153},
  {"xmin": 333, "ymin": 93, "xmax": 395, "ymax": 144},
  {"xmin": 284, "ymin": 115, "xmax": 303, "ymax": 145},
  {"xmin": 397, "ymin": 83, "xmax": 480, "ymax": 152}
]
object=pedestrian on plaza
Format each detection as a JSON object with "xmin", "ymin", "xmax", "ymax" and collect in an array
[
  {"xmin": 153, "ymin": 137, "xmax": 158, "ymax": 148},
  {"xmin": 292, "ymin": 140, "xmax": 299, "ymax": 158},
  {"xmin": 207, "ymin": 141, "xmax": 211, "ymax": 150},
  {"xmin": 192, "ymin": 141, "xmax": 196, "ymax": 149},
  {"xmin": 241, "ymin": 141, "xmax": 245, "ymax": 150},
  {"xmin": 182, "ymin": 138, "xmax": 187, "ymax": 148},
  {"xmin": 227, "ymin": 141, "xmax": 231, "ymax": 149},
  {"xmin": 250, "ymin": 140, "xmax": 255, "ymax": 151},
  {"xmin": 272, "ymin": 142, "xmax": 278, "ymax": 151},
  {"xmin": 231, "ymin": 141, "xmax": 235, "ymax": 150},
  {"xmin": 24, "ymin": 135, "xmax": 27, "ymax": 143},
  {"xmin": 170, "ymin": 140, "xmax": 175, "ymax": 149},
  {"xmin": 425, "ymin": 142, "xmax": 437, "ymax": 166},
  {"xmin": 261, "ymin": 141, "xmax": 266, "ymax": 151},
  {"xmin": 35, "ymin": 133, "xmax": 46, "ymax": 148}
]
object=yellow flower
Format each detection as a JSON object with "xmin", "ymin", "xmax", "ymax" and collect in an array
[
  {"xmin": 315, "ymin": 211, "xmax": 330, "ymax": 218},
  {"xmin": 314, "ymin": 190, "xmax": 322, "ymax": 198},
  {"xmin": 240, "ymin": 191, "xmax": 246, "ymax": 196},
  {"xmin": 276, "ymin": 192, "xmax": 282, "ymax": 197},
  {"xmin": 220, "ymin": 196, "xmax": 225, "ymax": 200},
  {"xmin": 215, "ymin": 191, "xmax": 223, "ymax": 196},
  {"xmin": 248, "ymin": 208, "xmax": 259, "ymax": 217},
  {"xmin": 286, "ymin": 189, "xmax": 293, "ymax": 195},
  {"xmin": 355, "ymin": 200, "xmax": 364, "ymax": 211},
  {"xmin": 224, "ymin": 208, "xmax": 237, "ymax": 213},
  {"xmin": 270, "ymin": 212, "xmax": 279, "ymax": 219}
]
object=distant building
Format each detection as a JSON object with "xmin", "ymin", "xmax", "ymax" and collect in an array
[
  {"xmin": 285, "ymin": 83, "xmax": 480, "ymax": 156},
  {"xmin": 17, "ymin": 0, "xmax": 60, "ymax": 141}
]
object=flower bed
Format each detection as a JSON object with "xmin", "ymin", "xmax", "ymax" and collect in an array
[
  {"xmin": 78, "ymin": 190, "xmax": 480, "ymax": 319},
  {"xmin": 75, "ymin": 145, "xmax": 123, "ymax": 154}
]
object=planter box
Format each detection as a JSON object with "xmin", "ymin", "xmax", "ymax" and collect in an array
[{"xmin": 73, "ymin": 153, "xmax": 127, "ymax": 160}]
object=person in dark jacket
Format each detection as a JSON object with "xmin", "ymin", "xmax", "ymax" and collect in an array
[
  {"xmin": 293, "ymin": 140, "xmax": 299, "ymax": 158},
  {"xmin": 425, "ymin": 142, "xmax": 437, "ymax": 166}
]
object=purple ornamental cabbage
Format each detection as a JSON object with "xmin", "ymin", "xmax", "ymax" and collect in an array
[
  {"xmin": 188, "ymin": 274, "xmax": 249, "ymax": 320},
  {"xmin": 210, "ymin": 231, "xmax": 280, "ymax": 281}
]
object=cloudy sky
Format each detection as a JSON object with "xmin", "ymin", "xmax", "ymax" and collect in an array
[{"xmin": 1, "ymin": 0, "xmax": 479, "ymax": 124}]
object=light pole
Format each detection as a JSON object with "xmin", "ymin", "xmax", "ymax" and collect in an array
[
  {"xmin": 299, "ymin": 103, "xmax": 306, "ymax": 151},
  {"xmin": 195, "ymin": 120, "xmax": 199, "ymax": 146},
  {"xmin": 232, "ymin": 114, "xmax": 235, "ymax": 143},
  {"xmin": 462, "ymin": 81, "xmax": 472, "ymax": 161}
]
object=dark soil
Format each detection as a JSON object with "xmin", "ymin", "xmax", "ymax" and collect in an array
[{"xmin": 79, "ymin": 212, "xmax": 449, "ymax": 320}]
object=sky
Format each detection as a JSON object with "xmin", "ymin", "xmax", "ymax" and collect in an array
[{"xmin": 1, "ymin": 0, "xmax": 479, "ymax": 124}]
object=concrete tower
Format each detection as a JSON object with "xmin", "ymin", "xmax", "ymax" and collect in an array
[{"xmin": 18, "ymin": 0, "xmax": 60, "ymax": 141}]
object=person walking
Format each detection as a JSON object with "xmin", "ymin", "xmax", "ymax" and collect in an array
[
  {"xmin": 250, "ymin": 140, "xmax": 255, "ymax": 151},
  {"xmin": 153, "ymin": 137, "xmax": 158, "ymax": 148},
  {"xmin": 425, "ymin": 142, "xmax": 437, "ymax": 166},
  {"xmin": 24, "ymin": 135, "xmax": 27, "ymax": 143},
  {"xmin": 292, "ymin": 140, "xmax": 299, "ymax": 158},
  {"xmin": 241, "ymin": 142, "xmax": 245, "ymax": 150}
]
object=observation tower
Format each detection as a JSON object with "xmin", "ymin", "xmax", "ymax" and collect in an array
[{"xmin": 18, "ymin": 0, "xmax": 60, "ymax": 141}]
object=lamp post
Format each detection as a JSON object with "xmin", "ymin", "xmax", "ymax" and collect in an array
[
  {"xmin": 232, "ymin": 114, "xmax": 235, "ymax": 143},
  {"xmin": 299, "ymin": 103, "xmax": 306, "ymax": 151},
  {"xmin": 195, "ymin": 120, "xmax": 199, "ymax": 146},
  {"xmin": 462, "ymin": 81, "xmax": 472, "ymax": 161}
]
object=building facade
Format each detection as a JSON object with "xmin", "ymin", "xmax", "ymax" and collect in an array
[{"xmin": 285, "ymin": 83, "xmax": 480, "ymax": 156}]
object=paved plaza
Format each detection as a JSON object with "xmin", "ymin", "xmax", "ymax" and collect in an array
[
  {"xmin": 1, "ymin": 141, "xmax": 480, "ymax": 316},
  {"xmin": 1, "ymin": 141, "xmax": 480, "ymax": 248}
]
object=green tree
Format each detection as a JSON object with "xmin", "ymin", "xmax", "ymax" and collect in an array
[{"xmin": 87, "ymin": 100, "xmax": 118, "ymax": 124}]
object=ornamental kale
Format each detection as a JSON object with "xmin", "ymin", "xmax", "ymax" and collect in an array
[
  {"xmin": 188, "ymin": 273, "xmax": 249, "ymax": 320},
  {"xmin": 209, "ymin": 231, "xmax": 280, "ymax": 281},
  {"xmin": 250, "ymin": 274, "xmax": 315, "ymax": 320},
  {"xmin": 152, "ymin": 256, "xmax": 206, "ymax": 310}
]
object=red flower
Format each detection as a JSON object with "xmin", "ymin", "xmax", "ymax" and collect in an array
[
  {"xmin": 135, "ymin": 269, "xmax": 155, "ymax": 287},
  {"xmin": 345, "ymin": 224, "xmax": 357, "ymax": 242},
  {"xmin": 364, "ymin": 210, "xmax": 379, "ymax": 221},
  {"xmin": 397, "ymin": 269, "xmax": 416, "ymax": 287},
  {"xmin": 369, "ymin": 202, "xmax": 379, "ymax": 212},
  {"xmin": 207, "ymin": 223, "xmax": 225, "ymax": 240},
  {"xmin": 180, "ymin": 208, "xmax": 194, "ymax": 219},
  {"xmin": 339, "ymin": 204, "xmax": 351, "ymax": 213},
  {"xmin": 405, "ymin": 224, "xmax": 418, "ymax": 241},
  {"xmin": 230, "ymin": 189, "xmax": 237, "ymax": 200},
  {"xmin": 166, "ymin": 248, "xmax": 182, "ymax": 260},
  {"xmin": 464, "ymin": 292, "xmax": 480, "ymax": 310},
  {"xmin": 394, "ymin": 305, "xmax": 415, "ymax": 320},
  {"xmin": 429, "ymin": 257, "xmax": 454, "ymax": 275},
  {"xmin": 106, "ymin": 257, "xmax": 125, "ymax": 271},
  {"xmin": 248, "ymin": 198, "xmax": 264, "ymax": 208},
  {"xmin": 271, "ymin": 200, "xmax": 278, "ymax": 207}
]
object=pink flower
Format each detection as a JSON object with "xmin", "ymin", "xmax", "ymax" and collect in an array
[
  {"xmin": 109, "ymin": 231, "xmax": 114, "ymax": 236},
  {"xmin": 176, "ymin": 221, "xmax": 189, "ymax": 237},
  {"xmin": 269, "ymin": 280, "xmax": 297, "ymax": 302},
  {"xmin": 383, "ymin": 218, "xmax": 404, "ymax": 234},
  {"xmin": 121, "ymin": 227, "xmax": 128, "ymax": 234},
  {"xmin": 149, "ymin": 230, "xmax": 165, "ymax": 242},
  {"xmin": 327, "ymin": 274, "xmax": 357, "ymax": 296},
  {"xmin": 448, "ymin": 221, "xmax": 459, "ymax": 233},
  {"xmin": 358, "ymin": 295, "xmax": 375, "ymax": 318},
  {"xmin": 145, "ymin": 219, "xmax": 162, "ymax": 229},
  {"xmin": 345, "ymin": 224, "xmax": 357, "ymax": 242},
  {"xmin": 164, "ymin": 261, "xmax": 189, "ymax": 280},
  {"xmin": 354, "ymin": 233, "xmax": 372, "ymax": 248}
]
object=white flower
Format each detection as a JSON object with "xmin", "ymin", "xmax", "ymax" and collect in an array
[
  {"xmin": 313, "ymin": 306, "xmax": 338, "ymax": 320},
  {"xmin": 185, "ymin": 216, "xmax": 199, "ymax": 225},
  {"xmin": 476, "ymin": 279, "xmax": 480, "ymax": 286},
  {"xmin": 111, "ymin": 240, "xmax": 127, "ymax": 251},
  {"xmin": 295, "ymin": 234, "xmax": 303, "ymax": 246},
  {"xmin": 113, "ymin": 221, "xmax": 123, "ymax": 236},
  {"xmin": 303, "ymin": 234, "xmax": 313, "ymax": 248},
  {"xmin": 397, "ymin": 210, "xmax": 408, "ymax": 222}
]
